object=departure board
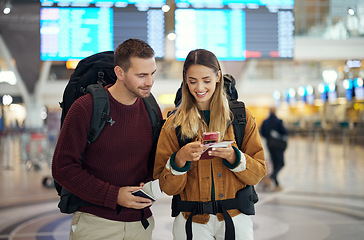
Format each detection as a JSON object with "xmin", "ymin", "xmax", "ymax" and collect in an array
[
  {"xmin": 175, "ymin": 0, "xmax": 294, "ymax": 7},
  {"xmin": 41, "ymin": 0, "xmax": 166, "ymax": 7},
  {"xmin": 175, "ymin": 9, "xmax": 246, "ymax": 61},
  {"xmin": 175, "ymin": 5, "xmax": 294, "ymax": 60},
  {"xmin": 40, "ymin": 7, "xmax": 113, "ymax": 61},
  {"xmin": 245, "ymin": 7, "xmax": 294, "ymax": 58},
  {"xmin": 40, "ymin": 6, "xmax": 164, "ymax": 61},
  {"xmin": 113, "ymin": 8, "xmax": 164, "ymax": 58}
]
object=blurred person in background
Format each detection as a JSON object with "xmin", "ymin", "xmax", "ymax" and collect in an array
[{"xmin": 260, "ymin": 106, "xmax": 288, "ymax": 191}]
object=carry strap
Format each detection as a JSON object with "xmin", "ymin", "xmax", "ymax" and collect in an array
[
  {"xmin": 86, "ymin": 81, "xmax": 110, "ymax": 146},
  {"xmin": 229, "ymin": 100, "xmax": 246, "ymax": 149},
  {"xmin": 171, "ymin": 101, "xmax": 258, "ymax": 239},
  {"xmin": 143, "ymin": 93, "xmax": 161, "ymax": 143},
  {"xmin": 141, "ymin": 94, "xmax": 162, "ymax": 230},
  {"xmin": 173, "ymin": 195, "xmax": 242, "ymax": 240},
  {"xmin": 175, "ymin": 125, "xmax": 192, "ymax": 148}
]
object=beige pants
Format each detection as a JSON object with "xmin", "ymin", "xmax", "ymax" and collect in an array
[{"xmin": 70, "ymin": 211, "xmax": 155, "ymax": 240}]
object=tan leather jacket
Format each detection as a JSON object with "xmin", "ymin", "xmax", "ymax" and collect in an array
[{"xmin": 153, "ymin": 108, "xmax": 266, "ymax": 224}]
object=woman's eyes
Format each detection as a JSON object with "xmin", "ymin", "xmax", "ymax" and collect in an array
[{"xmin": 189, "ymin": 80, "xmax": 211, "ymax": 84}]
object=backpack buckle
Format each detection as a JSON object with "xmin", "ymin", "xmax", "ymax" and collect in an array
[
  {"xmin": 197, "ymin": 201, "xmax": 219, "ymax": 215},
  {"xmin": 236, "ymin": 114, "xmax": 246, "ymax": 125},
  {"xmin": 98, "ymin": 71, "xmax": 104, "ymax": 81}
]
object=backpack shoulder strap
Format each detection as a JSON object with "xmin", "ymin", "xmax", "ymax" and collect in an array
[
  {"xmin": 142, "ymin": 93, "xmax": 163, "ymax": 175},
  {"xmin": 229, "ymin": 100, "xmax": 259, "ymax": 203},
  {"xmin": 175, "ymin": 125, "xmax": 192, "ymax": 148},
  {"xmin": 143, "ymin": 93, "xmax": 162, "ymax": 143},
  {"xmin": 229, "ymin": 100, "xmax": 246, "ymax": 149},
  {"xmin": 86, "ymin": 82, "xmax": 110, "ymax": 146}
]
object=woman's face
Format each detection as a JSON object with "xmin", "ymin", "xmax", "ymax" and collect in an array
[{"xmin": 185, "ymin": 64, "xmax": 220, "ymax": 110}]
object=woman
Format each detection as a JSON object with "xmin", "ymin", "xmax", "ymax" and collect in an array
[{"xmin": 153, "ymin": 49, "xmax": 266, "ymax": 240}]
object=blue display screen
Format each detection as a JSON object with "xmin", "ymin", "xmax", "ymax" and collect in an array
[
  {"xmin": 175, "ymin": 0, "xmax": 294, "ymax": 7},
  {"xmin": 40, "ymin": 7, "xmax": 165, "ymax": 61},
  {"xmin": 40, "ymin": 7, "xmax": 113, "ymax": 61},
  {"xmin": 40, "ymin": 0, "xmax": 166, "ymax": 5},
  {"xmin": 175, "ymin": 9, "xmax": 246, "ymax": 61},
  {"xmin": 175, "ymin": 6, "xmax": 294, "ymax": 60}
]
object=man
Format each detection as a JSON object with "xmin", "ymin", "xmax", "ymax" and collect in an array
[
  {"xmin": 260, "ymin": 106, "xmax": 288, "ymax": 191},
  {"xmin": 52, "ymin": 39, "xmax": 162, "ymax": 240}
]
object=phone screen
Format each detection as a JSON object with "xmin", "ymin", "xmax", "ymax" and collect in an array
[{"xmin": 202, "ymin": 132, "xmax": 220, "ymax": 145}]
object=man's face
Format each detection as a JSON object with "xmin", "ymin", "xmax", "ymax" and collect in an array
[{"xmin": 121, "ymin": 57, "xmax": 157, "ymax": 99}]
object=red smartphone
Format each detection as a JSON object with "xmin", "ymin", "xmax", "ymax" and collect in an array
[
  {"xmin": 202, "ymin": 132, "xmax": 220, "ymax": 145},
  {"xmin": 200, "ymin": 132, "xmax": 220, "ymax": 159}
]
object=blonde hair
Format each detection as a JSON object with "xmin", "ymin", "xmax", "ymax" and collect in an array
[{"xmin": 171, "ymin": 49, "xmax": 231, "ymax": 141}]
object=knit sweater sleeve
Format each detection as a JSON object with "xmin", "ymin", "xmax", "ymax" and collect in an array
[{"xmin": 52, "ymin": 95, "xmax": 120, "ymax": 209}]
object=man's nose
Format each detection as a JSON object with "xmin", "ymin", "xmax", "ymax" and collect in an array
[{"xmin": 145, "ymin": 74, "xmax": 154, "ymax": 86}]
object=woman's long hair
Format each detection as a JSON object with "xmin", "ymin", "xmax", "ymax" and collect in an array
[{"xmin": 172, "ymin": 49, "xmax": 231, "ymax": 141}]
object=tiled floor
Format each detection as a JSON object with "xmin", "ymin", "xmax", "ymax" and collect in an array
[{"xmin": 0, "ymin": 132, "xmax": 363, "ymax": 240}]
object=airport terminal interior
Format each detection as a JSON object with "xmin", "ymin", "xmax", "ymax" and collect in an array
[{"xmin": 1, "ymin": 0, "xmax": 364, "ymax": 239}]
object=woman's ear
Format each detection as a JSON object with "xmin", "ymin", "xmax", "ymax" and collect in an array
[
  {"xmin": 217, "ymin": 70, "xmax": 222, "ymax": 83},
  {"xmin": 114, "ymin": 65, "xmax": 124, "ymax": 80}
]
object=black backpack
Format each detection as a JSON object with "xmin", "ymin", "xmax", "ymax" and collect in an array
[
  {"xmin": 56, "ymin": 51, "xmax": 162, "ymax": 214},
  {"xmin": 170, "ymin": 74, "xmax": 258, "ymax": 240},
  {"xmin": 171, "ymin": 73, "xmax": 258, "ymax": 203},
  {"xmin": 172, "ymin": 74, "xmax": 248, "ymax": 151}
]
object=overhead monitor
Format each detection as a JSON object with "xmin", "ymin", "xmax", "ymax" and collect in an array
[
  {"xmin": 174, "ymin": 1, "xmax": 294, "ymax": 61},
  {"xmin": 40, "ymin": 7, "xmax": 113, "ymax": 61},
  {"xmin": 175, "ymin": 0, "xmax": 294, "ymax": 8},
  {"xmin": 40, "ymin": 6, "xmax": 164, "ymax": 61},
  {"xmin": 41, "ymin": 0, "xmax": 166, "ymax": 7},
  {"xmin": 175, "ymin": 9, "xmax": 246, "ymax": 61}
]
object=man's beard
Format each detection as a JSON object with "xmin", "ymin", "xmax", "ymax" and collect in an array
[{"xmin": 123, "ymin": 80, "xmax": 150, "ymax": 99}]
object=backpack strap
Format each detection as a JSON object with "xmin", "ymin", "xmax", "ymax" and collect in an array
[
  {"xmin": 86, "ymin": 81, "xmax": 111, "ymax": 146},
  {"xmin": 175, "ymin": 126, "xmax": 192, "ymax": 148},
  {"xmin": 143, "ymin": 93, "xmax": 162, "ymax": 143},
  {"xmin": 171, "ymin": 101, "xmax": 258, "ymax": 239},
  {"xmin": 228, "ymin": 101, "xmax": 258, "ymax": 206},
  {"xmin": 229, "ymin": 100, "xmax": 246, "ymax": 149},
  {"xmin": 143, "ymin": 93, "xmax": 163, "ymax": 189}
]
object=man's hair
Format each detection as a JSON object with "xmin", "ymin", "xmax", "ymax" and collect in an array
[{"xmin": 114, "ymin": 39, "xmax": 155, "ymax": 72}]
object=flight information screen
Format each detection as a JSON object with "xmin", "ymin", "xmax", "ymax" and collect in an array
[
  {"xmin": 113, "ymin": 8, "xmax": 164, "ymax": 58},
  {"xmin": 175, "ymin": 9, "xmax": 246, "ymax": 61},
  {"xmin": 40, "ymin": 6, "xmax": 164, "ymax": 61},
  {"xmin": 40, "ymin": 0, "xmax": 166, "ymax": 7},
  {"xmin": 174, "ymin": 1, "xmax": 294, "ymax": 60},
  {"xmin": 40, "ymin": 7, "xmax": 113, "ymax": 61}
]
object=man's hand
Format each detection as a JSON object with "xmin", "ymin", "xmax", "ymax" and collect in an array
[{"xmin": 117, "ymin": 186, "xmax": 153, "ymax": 209}]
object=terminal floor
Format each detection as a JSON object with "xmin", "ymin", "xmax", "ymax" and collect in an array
[{"xmin": 0, "ymin": 134, "xmax": 364, "ymax": 240}]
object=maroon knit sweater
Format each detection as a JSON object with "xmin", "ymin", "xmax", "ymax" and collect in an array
[{"xmin": 52, "ymin": 87, "xmax": 157, "ymax": 222}]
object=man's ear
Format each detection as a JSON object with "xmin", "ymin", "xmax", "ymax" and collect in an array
[{"xmin": 114, "ymin": 65, "xmax": 124, "ymax": 80}]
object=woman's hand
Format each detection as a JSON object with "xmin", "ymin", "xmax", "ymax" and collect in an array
[
  {"xmin": 174, "ymin": 141, "xmax": 206, "ymax": 168},
  {"xmin": 208, "ymin": 144, "xmax": 237, "ymax": 164}
]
